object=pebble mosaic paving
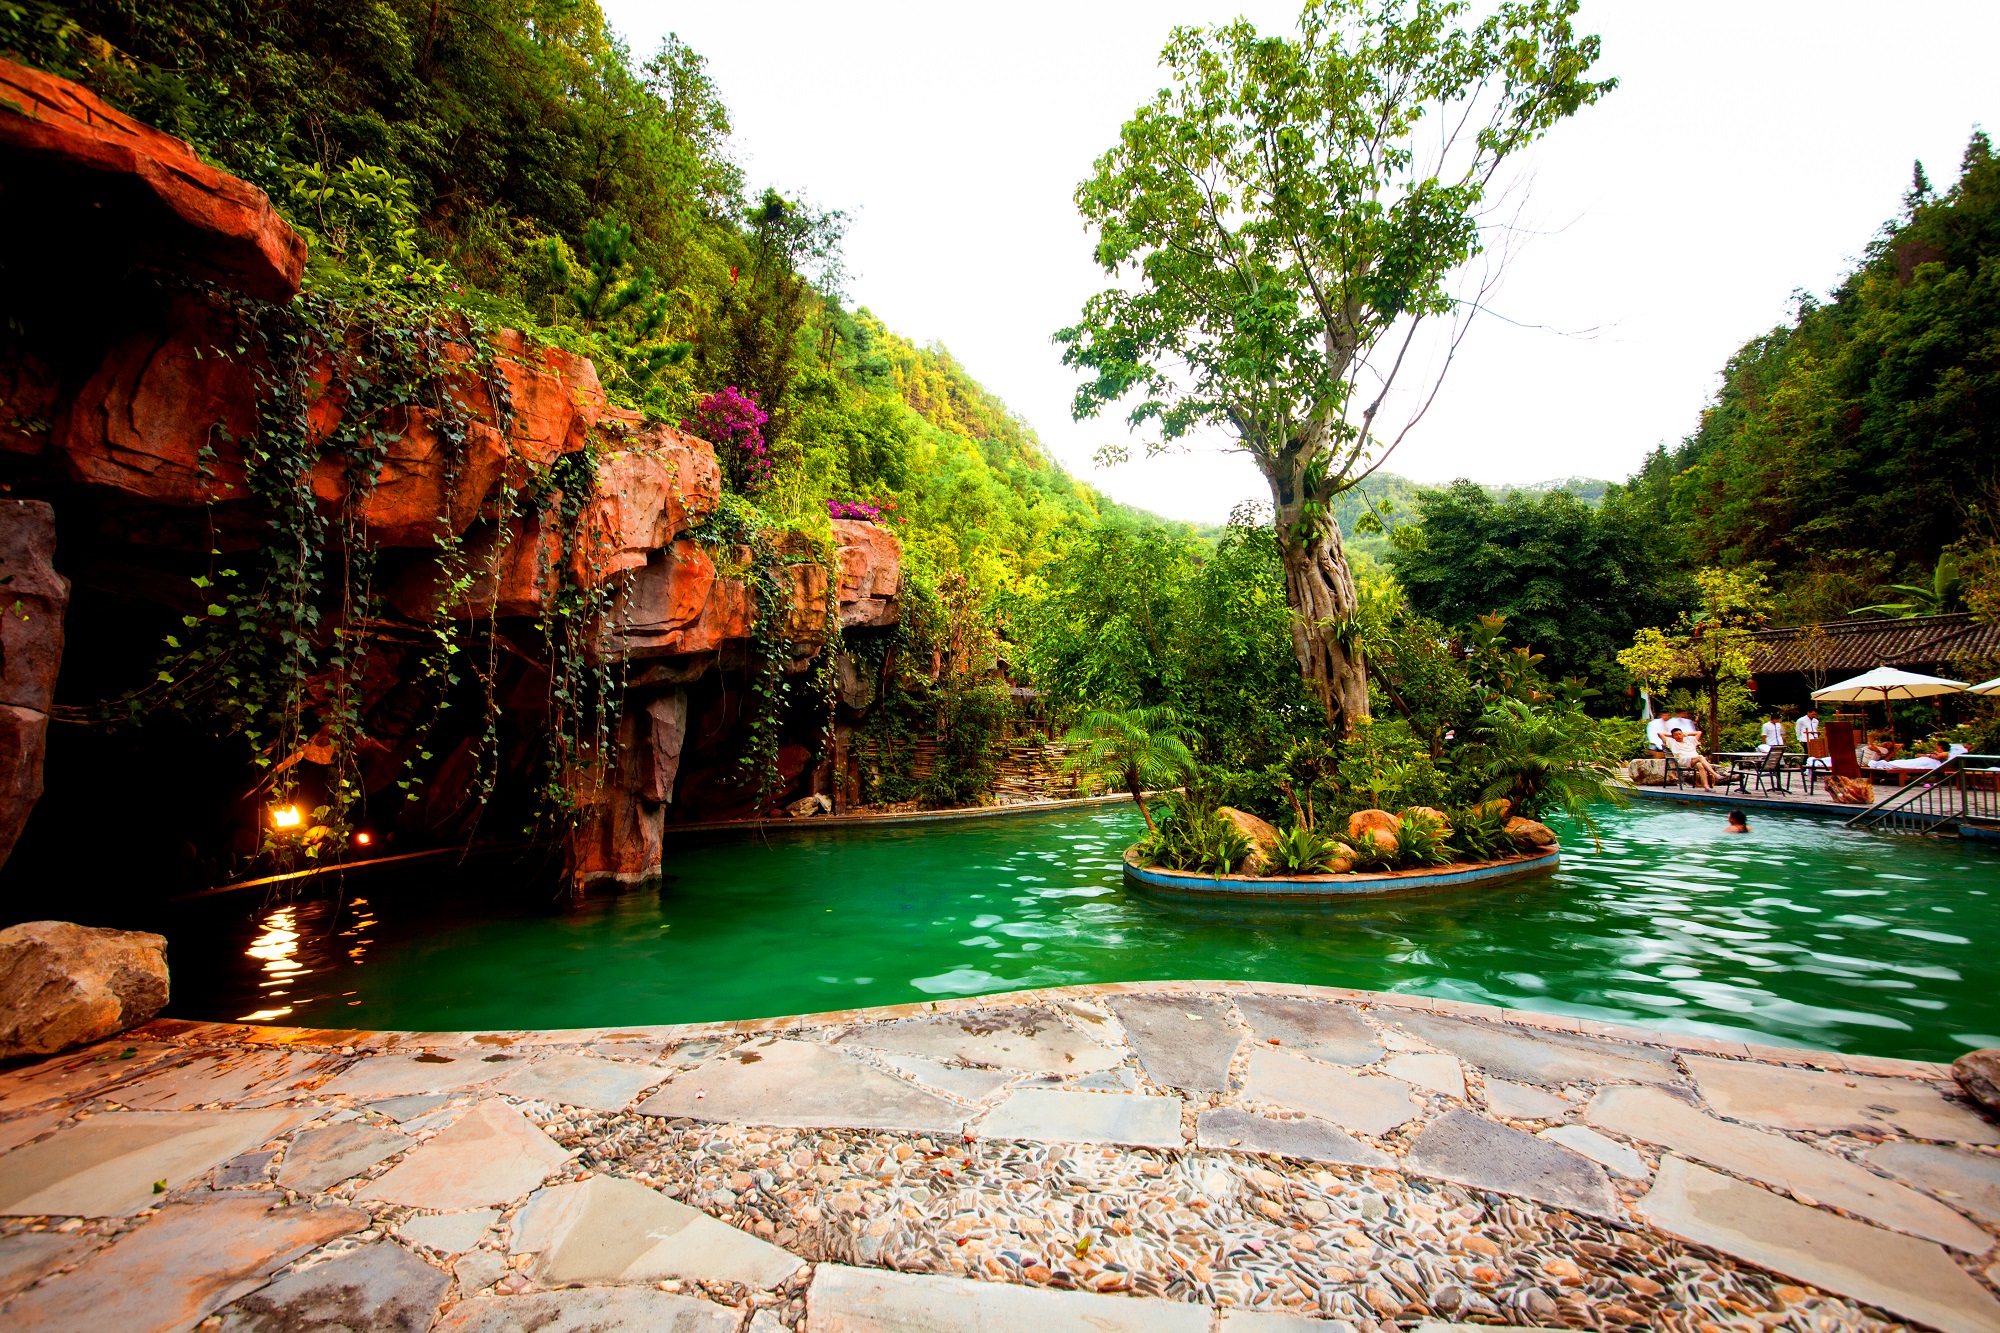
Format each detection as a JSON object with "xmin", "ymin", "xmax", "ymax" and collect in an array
[{"xmin": 0, "ymin": 980, "xmax": 1996, "ymax": 1332}]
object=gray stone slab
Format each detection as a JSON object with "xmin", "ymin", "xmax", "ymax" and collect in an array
[
  {"xmin": 367, "ymin": 1095, "xmax": 449, "ymax": 1123},
  {"xmin": 492, "ymin": 1053, "xmax": 667, "ymax": 1113},
  {"xmin": 1405, "ymin": 1108, "xmax": 1618, "ymax": 1217},
  {"xmin": 1385, "ymin": 1052, "xmax": 1464, "ymax": 1099},
  {"xmin": 839, "ymin": 1009, "xmax": 1122, "ymax": 1074},
  {"xmin": 1866, "ymin": 1141, "xmax": 2000, "ymax": 1227},
  {"xmin": 1638, "ymin": 1156, "xmax": 2000, "ymax": 1333},
  {"xmin": 637, "ymin": 1040, "xmax": 967, "ymax": 1133},
  {"xmin": 1483, "ymin": 1079, "xmax": 1571, "ymax": 1120},
  {"xmin": 111, "ymin": 1049, "xmax": 343, "ymax": 1110},
  {"xmin": 319, "ymin": 1053, "xmax": 510, "ymax": 1100},
  {"xmin": 1109, "ymin": 995, "xmax": 1240, "ymax": 1092},
  {"xmin": 1074, "ymin": 1067, "xmax": 1138, "ymax": 1091},
  {"xmin": 215, "ymin": 1149, "xmax": 277, "ymax": 1188},
  {"xmin": 1241, "ymin": 1049, "xmax": 1420, "ymax": 1137},
  {"xmin": 453, "ymin": 1250, "xmax": 507, "ymax": 1295},
  {"xmin": 360, "ymin": 1100, "xmax": 569, "ymax": 1210},
  {"xmin": 217, "ymin": 1239, "xmax": 449, "ymax": 1333},
  {"xmin": 1538, "ymin": 1124, "xmax": 1648, "ymax": 1180},
  {"xmin": 0, "ymin": 1194, "xmax": 366, "ymax": 1333},
  {"xmin": 0, "ymin": 1041, "xmax": 182, "ymax": 1115},
  {"xmin": 1195, "ymin": 1108, "xmax": 1393, "ymax": 1167},
  {"xmin": 435, "ymin": 1288, "xmax": 740, "ymax": 1333},
  {"xmin": 876, "ymin": 1053, "xmax": 1016, "ymax": 1102},
  {"xmin": 0, "ymin": 1107, "xmax": 68, "ymax": 1156},
  {"xmin": 1233, "ymin": 994, "xmax": 1383, "ymax": 1066},
  {"xmin": 511, "ymin": 1174, "xmax": 802, "ymax": 1289},
  {"xmin": 278, "ymin": 1123, "xmax": 412, "ymax": 1193},
  {"xmin": 0, "ymin": 1231, "xmax": 98, "ymax": 1299},
  {"xmin": 807, "ymin": 1261, "xmax": 1212, "ymax": 1331},
  {"xmin": 398, "ymin": 1208, "xmax": 498, "ymax": 1255},
  {"xmin": 1392, "ymin": 1014, "xmax": 1678, "ymax": 1087},
  {"xmin": 975, "ymin": 1090, "xmax": 1185, "ymax": 1149},
  {"xmin": 1222, "ymin": 1314, "xmax": 1363, "ymax": 1331},
  {"xmin": 1687, "ymin": 1055, "xmax": 2000, "ymax": 1143},
  {"xmin": 0, "ymin": 1109, "xmax": 306, "ymax": 1217},
  {"xmin": 1587, "ymin": 1085, "xmax": 1989, "ymax": 1251}
]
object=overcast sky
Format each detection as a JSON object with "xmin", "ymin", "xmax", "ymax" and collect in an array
[{"xmin": 600, "ymin": 1, "xmax": 1997, "ymax": 523}]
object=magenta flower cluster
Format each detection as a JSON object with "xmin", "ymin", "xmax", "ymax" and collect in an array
[
  {"xmin": 828, "ymin": 499, "xmax": 882, "ymax": 521},
  {"xmin": 683, "ymin": 386, "xmax": 770, "ymax": 492}
]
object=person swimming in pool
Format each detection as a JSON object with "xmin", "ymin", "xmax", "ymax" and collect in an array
[{"xmin": 1725, "ymin": 810, "xmax": 1750, "ymax": 834}]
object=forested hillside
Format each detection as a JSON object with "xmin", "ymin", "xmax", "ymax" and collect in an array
[{"xmin": 1611, "ymin": 132, "xmax": 1999, "ymax": 623}]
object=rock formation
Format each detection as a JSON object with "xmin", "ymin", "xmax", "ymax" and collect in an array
[
  {"xmin": 0, "ymin": 920, "xmax": 169, "ymax": 1057},
  {"xmin": 0, "ymin": 55, "xmax": 905, "ymax": 894},
  {"xmin": 0, "ymin": 502, "xmax": 68, "ymax": 866}
]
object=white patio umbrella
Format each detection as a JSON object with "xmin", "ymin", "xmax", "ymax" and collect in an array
[
  {"xmin": 1811, "ymin": 667, "xmax": 1968, "ymax": 701},
  {"xmin": 1968, "ymin": 677, "xmax": 2000, "ymax": 695},
  {"xmin": 1813, "ymin": 666, "xmax": 1967, "ymax": 741}
]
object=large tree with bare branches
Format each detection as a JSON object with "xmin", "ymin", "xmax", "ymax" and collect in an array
[{"xmin": 1058, "ymin": 0, "xmax": 1613, "ymax": 733}]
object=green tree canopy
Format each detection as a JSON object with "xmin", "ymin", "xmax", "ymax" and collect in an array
[
  {"xmin": 1386, "ymin": 480, "xmax": 1686, "ymax": 680},
  {"xmin": 1058, "ymin": 0, "xmax": 1612, "ymax": 732}
]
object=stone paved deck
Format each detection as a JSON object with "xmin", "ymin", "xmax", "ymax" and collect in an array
[{"xmin": 0, "ymin": 980, "xmax": 1996, "ymax": 1332}]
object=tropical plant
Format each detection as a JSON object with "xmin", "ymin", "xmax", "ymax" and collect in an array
[
  {"xmin": 1468, "ymin": 698, "xmax": 1627, "ymax": 842},
  {"xmin": 1268, "ymin": 820, "xmax": 1346, "ymax": 874},
  {"xmin": 1060, "ymin": 706, "xmax": 1195, "ymax": 832},
  {"xmin": 1851, "ymin": 553, "xmax": 1964, "ymax": 618},
  {"xmin": 1394, "ymin": 808, "xmax": 1453, "ymax": 867},
  {"xmin": 1143, "ymin": 792, "xmax": 1255, "ymax": 873},
  {"xmin": 1448, "ymin": 801, "xmax": 1514, "ymax": 862},
  {"xmin": 1058, "ymin": 0, "xmax": 1613, "ymax": 733}
]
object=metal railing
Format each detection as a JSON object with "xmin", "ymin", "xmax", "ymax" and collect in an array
[{"xmin": 1845, "ymin": 754, "xmax": 2000, "ymax": 834}]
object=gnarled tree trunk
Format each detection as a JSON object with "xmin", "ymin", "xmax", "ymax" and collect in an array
[{"xmin": 1274, "ymin": 510, "xmax": 1369, "ymax": 736}]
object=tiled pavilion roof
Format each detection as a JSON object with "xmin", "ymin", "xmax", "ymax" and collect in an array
[{"xmin": 1748, "ymin": 612, "xmax": 2000, "ymax": 675}]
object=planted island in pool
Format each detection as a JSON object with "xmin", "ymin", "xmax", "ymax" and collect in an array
[{"xmin": 1124, "ymin": 798, "xmax": 1560, "ymax": 899}]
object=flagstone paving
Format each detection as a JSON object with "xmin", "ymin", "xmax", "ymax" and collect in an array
[
  {"xmin": 1241, "ymin": 1049, "xmax": 1422, "ymax": 1136},
  {"xmin": 1233, "ymin": 995, "xmax": 1383, "ymax": 1067},
  {"xmin": 0, "ymin": 980, "xmax": 1993, "ymax": 1333},
  {"xmin": 360, "ymin": 1100, "xmax": 568, "ymax": 1210},
  {"xmin": 1587, "ymin": 1084, "xmax": 1992, "ymax": 1251},
  {"xmin": 1403, "ymin": 1109, "xmax": 1618, "ymax": 1219},
  {"xmin": 975, "ymin": 1088, "xmax": 1185, "ymax": 1149},
  {"xmin": 638, "ymin": 1038, "xmax": 969, "ymax": 1133},
  {"xmin": 1687, "ymin": 1053, "xmax": 2000, "ymax": 1143},
  {"xmin": 511, "ymin": 1174, "xmax": 804, "ymax": 1288},
  {"xmin": 216, "ymin": 1238, "xmax": 449, "ymax": 1333},
  {"xmin": 277, "ymin": 1121, "xmax": 412, "ymax": 1193},
  {"xmin": 0, "ymin": 1109, "xmax": 305, "ymax": 1216},
  {"xmin": 1110, "ymin": 994, "xmax": 1241, "ymax": 1092}
]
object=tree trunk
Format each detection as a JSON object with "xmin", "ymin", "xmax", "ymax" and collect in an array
[{"xmin": 1274, "ymin": 515, "xmax": 1369, "ymax": 735}]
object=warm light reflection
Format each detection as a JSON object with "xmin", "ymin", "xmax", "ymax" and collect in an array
[
  {"xmin": 239, "ymin": 907, "xmax": 309, "ymax": 1020},
  {"xmin": 272, "ymin": 805, "xmax": 302, "ymax": 829}
]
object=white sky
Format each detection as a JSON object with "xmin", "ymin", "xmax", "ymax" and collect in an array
[{"xmin": 601, "ymin": 1, "xmax": 1998, "ymax": 523}]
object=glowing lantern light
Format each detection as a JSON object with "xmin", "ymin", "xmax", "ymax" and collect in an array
[
  {"xmin": 272, "ymin": 805, "xmax": 302, "ymax": 830},
  {"xmin": 354, "ymin": 831, "xmax": 372, "ymax": 846}
]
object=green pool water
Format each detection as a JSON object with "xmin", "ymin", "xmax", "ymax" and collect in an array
[{"xmin": 161, "ymin": 802, "xmax": 2000, "ymax": 1061}]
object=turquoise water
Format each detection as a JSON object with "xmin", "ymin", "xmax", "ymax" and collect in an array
[{"xmin": 161, "ymin": 802, "xmax": 2000, "ymax": 1061}]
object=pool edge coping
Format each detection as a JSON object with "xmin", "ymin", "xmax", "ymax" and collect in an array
[
  {"xmin": 137, "ymin": 979, "xmax": 1958, "ymax": 1083},
  {"xmin": 1121, "ymin": 847, "xmax": 1560, "ymax": 897}
]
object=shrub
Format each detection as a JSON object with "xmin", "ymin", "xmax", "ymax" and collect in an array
[
  {"xmin": 1394, "ymin": 808, "xmax": 1453, "ymax": 867},
  {"xmin": 1267, "ymin": 821, "xmax": 1344, "ymax": 875},
  {"xmin": 1449, "ymin": 801, "xmax": 1515, "ymax": 862},
  {"xmin": 1142, "ymin": 793, "xmax": 1254, "ymax": 874}
]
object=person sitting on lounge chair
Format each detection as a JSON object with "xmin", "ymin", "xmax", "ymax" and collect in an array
[
  {"xmin": 1664, "ymin": 727, "xmax": 1725, "ymax": 789},
  {"xmin": 1872, "ymin": 741, "xmax": 1955, "ymax": 773}
]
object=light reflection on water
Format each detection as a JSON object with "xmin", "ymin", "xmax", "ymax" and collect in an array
[{"xmin": 174, "ymin": 803, "xmax": 2000, "ymax": 1060}]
